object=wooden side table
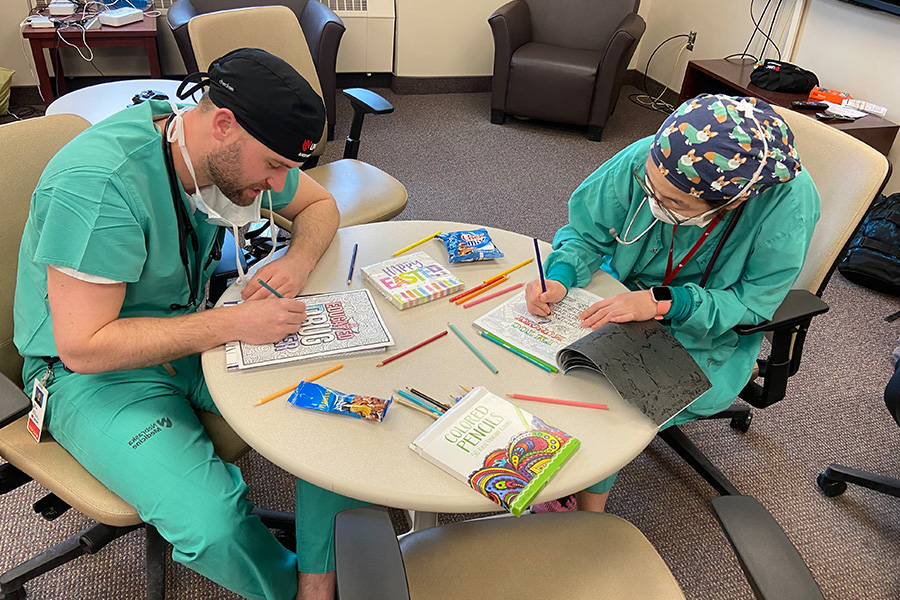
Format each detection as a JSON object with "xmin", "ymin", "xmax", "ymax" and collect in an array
[
  {"xmin": 679, "ymin": 58, "xmax": 898, "ymax": 156},
  {"xmin": 22, "ymin": 15, "xmax": 162, "ymax": 106}
]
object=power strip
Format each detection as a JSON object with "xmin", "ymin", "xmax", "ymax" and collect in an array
[
  {"xmin": 28, "ymin": 15, "xmax": 55, "ymax": 28},
  {"xmin": 48, "ymin": 0, "xmax": 76, "ymax": 16},
  {"xmin": 98, "ymin": 7, "xmax": 143, "ymax": 26}
]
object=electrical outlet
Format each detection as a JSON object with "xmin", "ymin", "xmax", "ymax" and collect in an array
[{"xmin": 687, "ymin": 31, "xmax": 697, "ymax": 51}]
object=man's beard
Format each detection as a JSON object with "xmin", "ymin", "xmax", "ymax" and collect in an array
[{"xmin": 206, "ymin": 140, "xmax": 265, "ymax": 206}]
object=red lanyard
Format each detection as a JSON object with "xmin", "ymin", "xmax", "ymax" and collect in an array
[{"xmin": 662, "ymin": 213, "xmax": 724, "ymax": 286}]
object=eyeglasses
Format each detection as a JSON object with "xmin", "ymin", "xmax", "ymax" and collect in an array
[{"xmin": 632, "ymin": 167, "xmax": 683, "ymax": 223}]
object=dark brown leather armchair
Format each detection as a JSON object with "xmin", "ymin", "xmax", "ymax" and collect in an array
[
  {"xmin": 488, "ymin": 0, "xmax": 645, "ymax": 141},
  {"xmin": 167, "ymin": 0, "xmax": 345, "ymax": 140}
]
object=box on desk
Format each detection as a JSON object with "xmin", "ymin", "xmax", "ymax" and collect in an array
[{"xmin": 808, "ymin": 86, "xmax": 852, "ymax": 104}]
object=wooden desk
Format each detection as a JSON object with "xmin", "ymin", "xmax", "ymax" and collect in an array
[
  {"xmin": 201, "ymin": 221, "xmax": 658, "ymax": 529},
  {"xmin": 23, "ymin": 16, "xmax": 161, "ymax": 105},
  {"xmin": 680, "ymin": 58, "xmax": 898, "ymax": 156}
]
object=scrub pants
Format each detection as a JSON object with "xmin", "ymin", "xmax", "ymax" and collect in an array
[{"xmin": 35, "ymin": 354, "xmax": 364, "ymax": 600}]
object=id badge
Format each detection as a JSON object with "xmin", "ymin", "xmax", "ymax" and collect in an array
[{"xmin": 27, "ymin": 379, "xmax": 49, "ymax": 442}]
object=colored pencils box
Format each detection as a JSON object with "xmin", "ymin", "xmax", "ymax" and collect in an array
[
  {"xmin": 410, "ymin": 386, "xmax": 580, "ymax": 516},
  {"xmin": 361, "ymin": 252, "xmax": 463, "ymax": 310}
]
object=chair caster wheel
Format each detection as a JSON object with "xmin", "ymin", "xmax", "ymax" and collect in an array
[
  {"xmin": 0, "ymin": 586, "xmax": 27, "ymax": 599},
  {"xmin": 730, "ymin": 412, "xmax": 752, "ymax": 432},
  {"xmin": 817, "ymin": 472, "xmax": 847, "ymax": 497}
]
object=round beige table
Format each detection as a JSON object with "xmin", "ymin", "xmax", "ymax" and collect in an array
[
  {"xmin": 201, "ymin": 220, "xmax": 658, "ymax": 525},
  {"xmin": 45, "ymin": 78, "xmax": 193, "ymax": 124}
]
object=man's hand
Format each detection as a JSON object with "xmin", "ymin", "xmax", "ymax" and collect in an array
[
  {"xmin": 241, "ymin": 253, "xmax": 314, "ymax": 301},
  {"xmin": 578, "ymin": 290, "xmax": 657, "ymax": 330},
  {"xmin": 525, "ymin": 279, "xmax": 567, "ymax": 316},
  {"xmin": 229, "ymin": 297, "xmax": 308, "ymax": 344}
]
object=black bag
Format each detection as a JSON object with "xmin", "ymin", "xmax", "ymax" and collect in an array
[
  {"xmin": 750, "ymin": 60, "xmax": 819, "ymax": 94},
  {"xmin": 839, "ymin": 193, "xmax": 900, "ymax": 296}
]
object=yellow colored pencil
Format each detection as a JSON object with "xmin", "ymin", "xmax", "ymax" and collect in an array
[
  {"xmin": 484, "ymin": 258, "xmax": 533, "ymax": 283},
  {"xmin": 254, "ymin": 363, "xmax": 344, "ymax": 406},
  {"xmin": 392, "ymin": 231, "xmax": 441, "ymax": 256}
]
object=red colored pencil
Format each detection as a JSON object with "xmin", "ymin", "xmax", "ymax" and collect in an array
[
  {"xmin": 454, "ymin": 276, "xmax": 508, "ymax": 305},
  {"xmin": 447, "ymin": 275, "xmax": 503, "ymax": 303},
  {"xmin": 506, "ymin": 393, "xmax": 608, "ymax": 410},
  {"xmin": 463, "ymin": 282, "xmax": 523, "ymax": 308},
  {"xmin": 376, "ymin": 330, "xmax": 448, "ymax": 367}
]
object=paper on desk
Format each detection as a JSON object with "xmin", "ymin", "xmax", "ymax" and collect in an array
[{"xmin": 823, "ymin": 101, "xmax": 867, "ymax": 119}]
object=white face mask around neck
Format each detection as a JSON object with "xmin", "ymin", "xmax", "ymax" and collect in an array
[{"xmin": 165, "ymin": 105, "xmax": 277, "ymax": 285}]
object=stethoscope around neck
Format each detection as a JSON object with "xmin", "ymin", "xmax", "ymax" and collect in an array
[{"xmin": 161, "ymin": 113, "xmax": 221, "ymax": 311}]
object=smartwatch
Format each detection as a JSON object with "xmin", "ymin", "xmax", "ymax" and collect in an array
[{"xmin": 650, "ymin": 286, "xmax": 673, "ymax": 320}]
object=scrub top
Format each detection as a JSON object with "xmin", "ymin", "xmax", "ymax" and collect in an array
[
  {"xmin": 14, "ymin": 99, "xmax": 300, "ymax": 375},
  {"xmin": 544, "ymin": 137, "xmax": 821, "ymax": 421}
]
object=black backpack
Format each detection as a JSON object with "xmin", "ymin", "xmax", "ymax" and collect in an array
[{"xmin": 839, "ymin": 193, "xmax": 900, "ymax": 295}]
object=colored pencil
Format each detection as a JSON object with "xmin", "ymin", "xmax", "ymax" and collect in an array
[
  {"xmin": 408, "ymin": 387, "xmax": 451, "ymax": 412},
  {"xmin": 484, "ymin": 258, "xmax": 533, "ymax": 283},
  {"xmin": 392, "ymin": 231, "xmax": 441, "ymax": 256},
  {"xmin": 506, "ymin": 393, "xmax": 608, "ymax": 410},
  {"xmin": 395, "ymin": 389, "xmax": 444, "ymax": 416},
  {"xmin": 392, "ymin": 395, "xmax": 440, "ymax": 419},
  {"xmin": 533, "ymin": 238, "xmax": 546, "ymax": 293},
  {"xmin": 453, "ymin": 276, "xmax": 508, "ymax": 305},
  {"xmin": 479, "ymin": 331, "xmax": 554, "ymax": 373},
  {"xmin": 376, "ymin": 330, "xmax": 448, "ymax": 367},
  {"xmin": 447, "ymin": 275, "xmax": 503, "ymax": 303},
  {"xmin": 459, "ymin": 385, "xmax": 472, "ymax": 393},
  {"xmin": 479, "ymin": 331, "xmax": 558, "ymax": 372},
  {"xmin": 448, "ymin": 322, "xmax": 498, "ymax": 373},
  {"xmin": 254, "ymin": 363, "xmax": 344, "ymax": 406},
  {"xmin": 347, "ymin": 243, "xmax": 358, "ymax": 285},
  {"xmin": 257, "ymin": 279, "xmax": 284, "ymax": 298},
  {"xmin": 463, "ymin": 282, "xmax": 523, "ymax": 308}
]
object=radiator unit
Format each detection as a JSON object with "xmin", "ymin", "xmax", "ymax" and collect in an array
[{"xmin": 325, "ymin": 0, "xmax": 395, "ymax": 74}]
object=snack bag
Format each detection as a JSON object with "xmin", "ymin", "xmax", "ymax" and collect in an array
[
  {"xmin": 437, "ymin": 229, "xmax": 504, "ymax": 263},
  {"xmin": 288, "ymin": 381, "xmax": 391, "ymax": 422}
]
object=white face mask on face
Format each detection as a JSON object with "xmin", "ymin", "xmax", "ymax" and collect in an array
[{"xmin": 648, "ymin": 194, "xmax": 724, "ymax": 227}]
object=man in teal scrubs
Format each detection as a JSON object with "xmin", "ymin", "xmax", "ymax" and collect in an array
[
  {"xmin": 14, "ymin": 49, "xmax": 362, "ymax": 600},
  {"xmin": 526, "ymin": 94, "xmax": 820, "ymax": 513}
]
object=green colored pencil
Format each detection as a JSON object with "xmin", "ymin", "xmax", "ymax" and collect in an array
[
  {"xmin": 479, "ymin": 331, "xmax": 556, "ymax": 373},
  {"xmin": 448, "ymin": 323, "xmax": 498, "ymax": 374}
]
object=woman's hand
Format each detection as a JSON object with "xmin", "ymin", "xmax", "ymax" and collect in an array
[
  {"xmin": 525, "ymin": 279, "xmax": 568, "ymax": 316},
  {"xmin": 578, "ymin": 290, "xmax": 658, "ymax": 330}
]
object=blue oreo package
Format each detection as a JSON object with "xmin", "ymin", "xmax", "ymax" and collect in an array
[{"xmin": 437, "ymin": 229, "xmax": 504, "ymax": 263}]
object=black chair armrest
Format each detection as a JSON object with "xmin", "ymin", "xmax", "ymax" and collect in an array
[
  {"xmin": 334, "ymin": 506, "xmax": 410, "ymax": 600},
  {"xmin": 0, "ymin": 375, "xmax": 30, "ymax": 430},
  {"xmin": 487, "ymin": 0, "xmax": 531, "ymax": 113},
  {"xmin": 711, "ymin": 495, "xmax": 825, "ymax": 600},
  {"xmin": 340, "ymin": 88, "xmax": 395, "ymax": 160},
  {"xmin": 735, "ymin": 290, "xmax": 829, "ymax": 335},
  {"xmin": 590, "ymin": 12, "xmax": 645, "ymax": 128},
  {"xmin": 301, "ymin": 0, "xmax": 345, "ymax": 140}
]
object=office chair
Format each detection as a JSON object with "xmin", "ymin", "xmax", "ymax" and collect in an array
[
  {"xmin": 186, "ymin": 6, "xmax": 407, "ymax": 229},
  {"xmin": 0, "ymin": 114, "xmax": 293, "ymax": 599},
  {"xmin": 334, "ymin": 501, "xmax": 824, "ymax": 600},
  {"xmin": 168, "ymin": 0, "xmax": 345, "ymax": 140},
  {"xmin": 817, "ymin": 362, "xmax": 900, "ymax": 498},
  {"xmin": 658, "ymin": 106, "xmax": 891, "ymax": 498},
  {"xmin": 488, "ymin": 0, "xmax": 645, "ymax": 141}
]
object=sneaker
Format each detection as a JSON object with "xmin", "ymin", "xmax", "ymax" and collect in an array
[{"xmin": 530, "ymin": 494, "xmax": 578, "ymax": 513}]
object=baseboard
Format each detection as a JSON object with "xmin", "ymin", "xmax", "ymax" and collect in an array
[{"xmin": 337, "ymin": 73, "xmax": 491, "ymax": 95}]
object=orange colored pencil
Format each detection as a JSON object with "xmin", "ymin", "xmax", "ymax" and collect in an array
[
  {"xmin": 454, "ymin": 276, "xmax": 508, "ymax": 305},
  {"xmin": 463, "ymin": 283, "xmax": 523, "ymax": 308},
  {"xmin": 506, "ymin": 393, "xmax": 608, "ymax": 410},
  {"xmin": 376, "ymin": 330, "xmax": 448, "ymax": 367},
  {"xmin": 447, "ymin": 275, "xmax": 503, "ymax": 303},
  {"xmin": 254, "ymin": 363, "xmax": 344, "ymax": 406}
]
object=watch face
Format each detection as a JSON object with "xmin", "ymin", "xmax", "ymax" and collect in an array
[{"xmin": 652, "ymin": 286, "xmax": 673, "ymax": 302}]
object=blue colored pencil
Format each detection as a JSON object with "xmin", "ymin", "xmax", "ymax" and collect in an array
[
  {"xmin": 257, "ymin": 279, "xmax": 284, "ymax": 298},
  {"xmin": 533, "ymin": 238, "xmax": 546, "ymax": 293},
  {"xmin": 479, "ymin": 331, "xmax": 554, "ymax": 373},
  {"xmin": 448, "ymin": 322, "xmax": 498, "ymax": 374},
  {"xmin": 347, "ymin": 243, "xmax": 358, "ymax": 285},
  {"xmin": 396, "ymin": 389, "xmax": 444, "ymax": 415}
]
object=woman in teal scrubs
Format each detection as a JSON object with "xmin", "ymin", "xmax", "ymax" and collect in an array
[{"xmin": 526, "ymin": 94, "xmax": 820, "ymax": 512}]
